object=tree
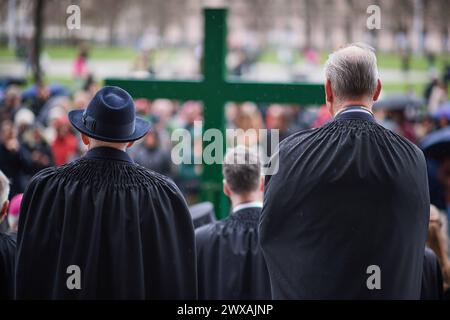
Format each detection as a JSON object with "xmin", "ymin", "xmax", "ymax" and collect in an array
[{"xmin": 32, "ymin": 0, "xmax": 45, "ymax": 83}]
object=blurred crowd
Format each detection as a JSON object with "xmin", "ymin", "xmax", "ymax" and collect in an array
[
  {"xmin": 1, "ymin": 58, "xmax": 450, "ymax": 296},
  {"xmin": 1, "ymin": 67, "xmax": 450, "ymax": 201}
]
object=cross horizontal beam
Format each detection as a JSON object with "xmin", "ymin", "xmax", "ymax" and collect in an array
[{"xmin": 105, "ymin": 78, "xmax": 325, "ymax": 104}]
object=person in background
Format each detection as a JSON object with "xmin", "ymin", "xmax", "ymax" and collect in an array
[
  {"xmin": 0, "ymin": 170, "xmax": 16, "ymax": 300},
  {"xmin": 14, "ymin": 108, "xmax": 35, "ymax": 139},
  {"xmin": 424, "ymin": 77, "xmax": 439, "ymax": 105},
  {"xmin": 427, "ymin": 80, "xmax": 448, "ymax": 113},
  {"xmin": 426, "ymin": 205, "xmax": 450, "ymax": 299},
  {"xmin": 7, "ymin": 193, "xmax": 22, "ymax": 235},
  {"xmin": 0, "ymin": 85, "xmax": 22, "ymax": 123},
  {"xmin": 0, "ymin": 120, "xmax": 33, "ymax": 197},
  {"xmin": 196, "ymin": 146, "xmax": 271, "ymax": 300},
  {"xmin": 421, "ymin": 246, "xmax": 443, "ymax": 300},
  {"xmin": 51, "ymin": 116, "xmax": 78, "ymax": 166},
  {"xmin": 312, "ymin": 104, "xmax": 333, "ymax": 128},
  {"xmin": 174, "ymin": 101, "xmax": 202, "ymax": 203},
  {"xmin": 73, "ymin": 44, "xmax": 90, "ymax": 90},
  {"xmin": 421, "ymin": 205, "xmax": 447, "ymax": 300},
  {"xmin": 83, "ymin": 74, "xmax": 100, "ymax": 97},
  {"xmin": 29, "ymin": 82, "xmax": 51, "ymax": 116},
  {"xmin": 443, "ymin": 63, "xmax": 450, "ymax": 87},
  {"xmin": 385, "ymin": 109, "xmax": 418, "ymax": 143},
  {"xmin": 265, "ymin": 104, "xmax": 290, "ymax": 142},
  {"xmin": 21, "ymin": 125, "xmax": 54, "ymax": 175},
  {"xmin": 72, "ymin": 90, "xmax": 91, "ymax": 110},
  {"xmin": 429, "ymin": 156, "xmax": 450, "ymax": 223},
  {"xmin": 131, "ymin": 130, "xmax": 172, "ymax": 177},
  {"xmin": 233, "ymin": 102, "xmax": 264, "ymax": 148}
]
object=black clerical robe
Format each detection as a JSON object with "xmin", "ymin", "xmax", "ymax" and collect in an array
[
  {"xmin": 0, "ymin": 232, "xmax": 16, "ymax": 300},
  {"xmin": 260, "ymin": 106, "xmax": 430, "ymax": 299},
  {"xmin": 16, "ymin": 147, "xmax": 197, "ymax": 299},
  {"xmin": 196, "ymin": 205, "xmax": 271, "ymax": 300}
]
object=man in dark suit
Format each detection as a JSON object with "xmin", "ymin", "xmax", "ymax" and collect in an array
[{"xmin": 196, "ymin": 146, "xmax": 271, "ymax": 299}]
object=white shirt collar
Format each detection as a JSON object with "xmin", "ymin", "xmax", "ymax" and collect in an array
[
  {"xmin": 334, "ymin": 106, "xmax": 374, "ymax": 117},
  {"xmin": 232, "ymin": 201, "xmax": 263, "ymax": 213}
]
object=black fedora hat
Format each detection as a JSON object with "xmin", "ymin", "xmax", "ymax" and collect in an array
[{"xmin": 68, "ymin": 86, "xmax": 150, "ymax": 143}]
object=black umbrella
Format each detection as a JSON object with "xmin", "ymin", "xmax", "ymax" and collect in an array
[
  {"xmin": 420, "ymin": 127, "xmax": 450, "ymax": 160},
  {"xmin": 373, "ymin": 95, "xmax": 425, "ymax": 111}
]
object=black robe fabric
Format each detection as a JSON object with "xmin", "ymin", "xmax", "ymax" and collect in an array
[
  {"xmin": 0, "ymin": 232, "xmax": 16, "ymax": 300},
  {"xmin": 16, "ymin": 147, "xmax": 197, "ymax": 299},
  {"xmin": 421, "ymin": 247, "xmax": 443, "ymax": 300},
  {"xmin": 196, "ymin": 207, "xmax": 271, "ymax": 299},
  {"xmin": 260, "ymin": 107, "xmax": 430, "ymax": 299}
]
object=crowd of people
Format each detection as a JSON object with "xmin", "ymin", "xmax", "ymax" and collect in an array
[{"xmin": 0, "ymin": 42, "xmax": 450, "ymax": 299}]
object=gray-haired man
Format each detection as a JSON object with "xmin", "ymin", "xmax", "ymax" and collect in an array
[
  {"xmin": 196, "ymin": 146, "xmax": 271, "ymax": 299},
  {"xmin": 260, "ymin": 43, "xmax": 429, "ymax": 299},
  {"xmin": 0, "ymin": 170, "xmax": 15, "ymax": 300}
]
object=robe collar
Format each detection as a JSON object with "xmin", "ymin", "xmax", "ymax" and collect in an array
[
  {"xmin": 84, "ymin": 146, "xmax": 134, "ymax": 163},
  {"xmin": 232, "ymin": 201, "xmax": 263, "ymax": 214},
  {"xmin": 334, "ymin": 105, "xmax": 376, "ymax": 123}
]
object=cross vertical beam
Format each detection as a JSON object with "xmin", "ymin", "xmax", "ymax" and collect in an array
[{"xmin": 201, "ymin": 9, "xmax": 229, "ymax": 219}]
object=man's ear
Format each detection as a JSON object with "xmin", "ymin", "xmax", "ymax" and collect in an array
[
  {"xmin": 0, "ymin": 200, "xmax": 9, "ymax": 223},
  {"xmin": 81, "ymin": 133, "xmax": 90, "ymax": 146},
  {"xmin": 223, "ymin": 180, "xmax": 231, "ymax": 197},
  {"xmin": 127, "ymin": 141, "xmax": 135, "ymax": 148},
  {"xmin": 373, "ymin": 79, "xmax": 382, "ymax": 102},
  {"xmin": 325, "ymin": 79, "xmax": 333, "ymax": 104},
  {"xmin": 259, "ymin": 176, "xmax": 265, "ymax": 192}
]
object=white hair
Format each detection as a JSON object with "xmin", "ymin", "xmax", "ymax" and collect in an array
[
  {"xmin": 14, "ymin": 108, "xmax": 35, "ymax": 127},
  {"xmin": 325, "ymin": 43, "xmax": 379, "ymax": 101},
  {"xmin": 0, "ymin": 170, "xmax": 10, "ymax": 206}
]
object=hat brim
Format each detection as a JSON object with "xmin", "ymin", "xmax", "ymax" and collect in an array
[{"xmin": 68, "ymin": 109, "xmax": 151, "ymax": 143}]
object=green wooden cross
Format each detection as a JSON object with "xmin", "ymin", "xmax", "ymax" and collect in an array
[{"xmin": 105, "ymin": 8, "xmax": 325, "ymax": 219}]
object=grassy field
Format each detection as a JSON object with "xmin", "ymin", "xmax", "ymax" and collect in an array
[
  {"xmin": 0, "ymin": 45, "xmax": 190, "ymax": 62},
  {"xmin": 0, "ymin": 45, "xmax": 137, "ymax": 60},
  {"xmin": 260, "ymin": 48, "xmax": 449, "ymax": 71},
  {"xmin": 2, "ymin": 44, "xmax": 449, "ymax": 70}
]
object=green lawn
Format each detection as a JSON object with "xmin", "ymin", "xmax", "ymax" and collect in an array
[
  {"xmin": 0, "ymin": 44, "xmax": 190, "ymax": 61},
  {"xmin": 260, "ymin": 48, "xmax": 449, "ymax": 71},
  {"xmin": 0, "ymin": 45, "xmax": 137, "ymax": 60},
  {"xmin": 2, "ymin": 45, "xmax": 449, "ymax": 72}
]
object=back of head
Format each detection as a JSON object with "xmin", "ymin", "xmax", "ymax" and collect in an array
[
  {"xmin": 223, "ymin": 146, "xmax": 261, "ymax": 195},
  {"xmin": 325, "ymin": 43, "xmax": 379, "ymax": 103}
]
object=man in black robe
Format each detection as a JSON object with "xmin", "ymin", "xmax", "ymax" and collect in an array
[
  {"xmin": 196, "ymin": 146, "xmax": 271, "ymax": 299},
  {"xmin": 16, "ymin": 86, "xmax": 197, "ymax": 299},
  {"xmin": 0, "ymin": 170, "xmax": 15, "ymax": 300},
  {"xmin": 260, "ymin": 43, "xmax": 429, "ymax": 299}
]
